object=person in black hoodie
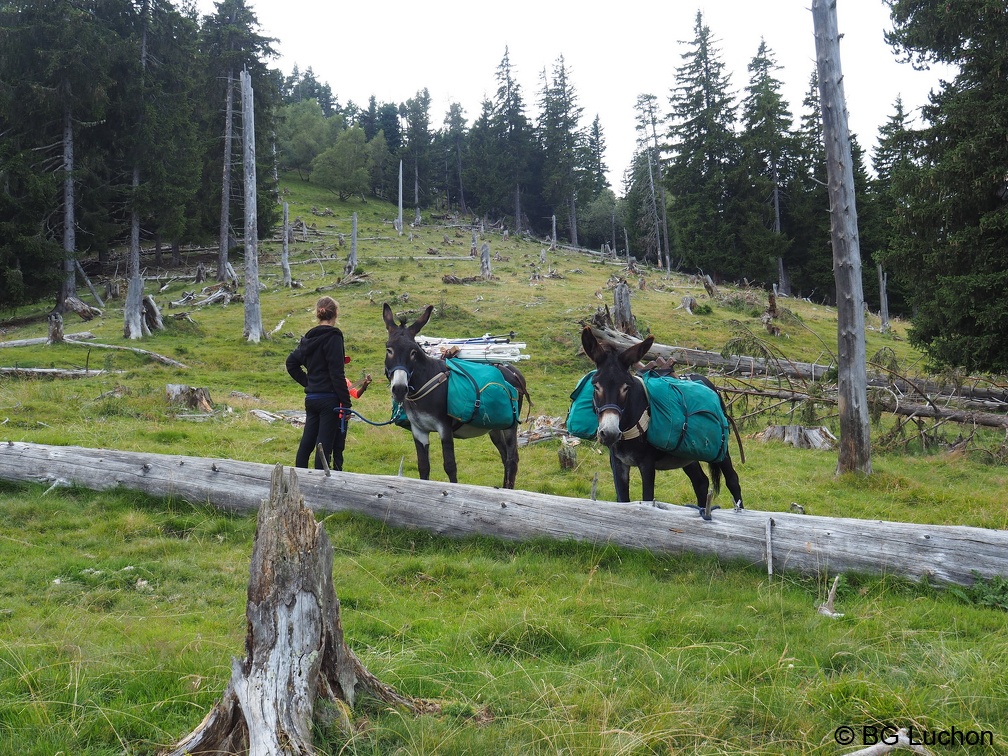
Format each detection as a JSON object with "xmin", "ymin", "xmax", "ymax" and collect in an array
[{"xmin": 286, "ymin": 296, "xmax": 353, "ymax": 470}]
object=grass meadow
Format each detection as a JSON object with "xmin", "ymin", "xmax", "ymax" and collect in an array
[{"xmin": 1, "ymin": 177, "xmax": 1006, "ymax": 754}]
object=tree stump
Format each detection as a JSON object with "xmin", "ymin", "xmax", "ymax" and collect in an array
[
  {"xmin": 558, "ymin": 440, "xmax": 577, "ymax": 470},
  {"xmin": 164, "ymin": 465, "xmax": 426, "ymax": 755},
  {"xmin": 612, "ymin": 280, "xmax": 639, "ymax": 337},
  {"xmin": 143, "ymin": 295, "xmax": 164, "ymax": 332},
  {"xmin": 166, "ymin": 384, "xmax": 215, "ymax": 412},
  {"xmin": 47, "ymin": 312, "xmax": 64, "ymax": 344}
]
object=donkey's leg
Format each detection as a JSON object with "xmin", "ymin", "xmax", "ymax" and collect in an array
[
  {"xmin": 682, "ymin": 462, "xmax": 713, "ymax": 518},
  {"xmin": 639, "ymin": 460, "xmax": 658, "ymax": 503},
  {"xmin": 411, "ymin": 429, "xmax": 432, "ymax": 480},
  {"xmin": 609, "ymin": 451, "xmax": 632, "ymax": 502},
  {"xmin": 490, "ymin": 428, "xmax": 519, "ymax": 489},
  {"xmin": 438, "ymin": 428, "xmax": 459, "ymax": 483},
  {"xmin": 717, "ymin": 455, "xmax": 744, "ymax": 511}
]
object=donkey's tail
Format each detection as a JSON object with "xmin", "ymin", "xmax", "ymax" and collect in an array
[
  {"xmin": 726, "ymin": 412, "xmax": 745, "ymax": 464},
  {"xmin": 496, "ymin": 362, "xmax": 534, "ymax": 422}
]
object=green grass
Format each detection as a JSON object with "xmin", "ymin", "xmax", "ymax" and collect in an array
[{"xmin": 1, "ymin": 175, "xmax": 1006, "ymax": 754}]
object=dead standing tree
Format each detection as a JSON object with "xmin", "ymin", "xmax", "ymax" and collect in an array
[
  {"xmin": 813, "ymin": 0, "xmax": 872, "ymax": 475},
  {"xmin": 241, "ymin": 68, "xmax": 264, "ymax": 343},
  {"xmin": 164, "ymin": 464, "xmax": 428, "ymax": 755}
]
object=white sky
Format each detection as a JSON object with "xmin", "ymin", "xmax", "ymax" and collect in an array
[{"xmin": 200, "ymin": 0, "xmax": 955, "ymax": 190}]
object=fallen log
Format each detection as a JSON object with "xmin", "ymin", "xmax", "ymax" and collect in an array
[
  {"xmin": 2, "ymin": 442, "xmax": 1006, "ymax": 588},
  {"xmin": 0, "ymin": 367, "xmax": 115, "ymax": 379},
  {"xmin": 0, "ymin": 332, "xmax": 96, "ymax": 348}
]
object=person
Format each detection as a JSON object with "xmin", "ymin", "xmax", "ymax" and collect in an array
[
  {"xmin": 286, "ymin": 296, "xmax": 354, "ymax": 471},
  {"xmin": 345, "ymin": 357, "xmax": 372, "ymax": 399}
]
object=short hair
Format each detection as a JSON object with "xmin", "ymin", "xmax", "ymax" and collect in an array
[{"xmin": 315, "ymin": 296, "xmax": 338, "ymax": 321}]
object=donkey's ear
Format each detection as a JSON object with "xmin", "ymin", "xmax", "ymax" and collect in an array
[
  {"xmin": 382, "ymin": 302, "xmax": 396, "ymax": 331},
  {"xmin": 409, "ymin": 305, "xmax": 434, "ymax": 337},
  {"xmin": 620, "ymin": 335, "xmax": 654, "ymax": 368},
  {"xmin": 581, "ymin": 327, "xmax": 605, "ymax": 364}
]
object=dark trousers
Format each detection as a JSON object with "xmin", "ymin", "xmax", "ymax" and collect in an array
[{"xmin": 296, "ymin": 395, "xmax": 347, "ymax": 471}]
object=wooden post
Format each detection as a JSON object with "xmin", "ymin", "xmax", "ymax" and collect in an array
[
  {"xmin": 550, "ymin": 215, "xmax": 557, "ymax": 251},
  {"xmin": 813, "ymin": 0, "xmax": 871, "ymax": 475},
  {"xmin": 240, "ymin": 68, "xmax": 264, "ymax": 343}
]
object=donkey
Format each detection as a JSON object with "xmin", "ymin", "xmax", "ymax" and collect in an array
[
  {"xmin": 581, "ymin": 327, "xmax": 743, "ymax": 520},
  {"xmin": 383, "ymin": 302, "xmax": 530, "ymax": 488}
]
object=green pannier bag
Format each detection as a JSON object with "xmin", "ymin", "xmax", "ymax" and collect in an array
[
  {"xmin": 446, "ymin": 359, "xmax": 520, "ymax": 430},
  {"xmin": 640, "ymin": 371, "xmax": 729, "ymax": 463},
  {"xmin": 565, "ymin": 370, "xmax": 599, "ymax": 439},
  {"xmin": 393, "ymin": 359, "xmax": 520, "ymax": 432}
]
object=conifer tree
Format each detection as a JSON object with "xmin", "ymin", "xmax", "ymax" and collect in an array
[
  {"xmin": 884, "ymin": 0, "xmax": 1008, "ymax": 371},
  {"xmin": 737, "ymin": 39, "xmax": 795, "ymax": 289},
  {"xmin": 666, "ymin": 11, "xmax": 740, "ymax": 277},
  {"xmin": 538, "ymin": 56, "xmax": 585, "ymax": 245}
]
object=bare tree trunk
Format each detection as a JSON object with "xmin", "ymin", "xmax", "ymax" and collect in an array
[
  {"xmin": 344, "ymin": 213, "xmax": 358, "ymax": 276},
  {"xmin": 480, "ymin": 241, "xmax": 492, "ymax": 278},
  {"xmin": 770, "ymin": 162, "xmax": 791, "ymax": 296},
  {"xmin": 396, "ymin": 160, "xmax": 403, "ymax": 235},
  {"xmin": 813, "ymin": 0, "xmax": 871, "ymax": 475},
  {"xmin": 456, "ymin": 142, "xmax": 467, "ymax": 214},
  {"xmin": 550, "ymin": 214, "xmax": 557, "ymax": 251},
  {"xmin": 646, "ymin": 149, "xmax": 661, "ymax": 263},
  {"xmin": 413, "ymin": 156, "xmax": 421, "ymax": 226},
  {"xmin": 568, "ymin": 193, "xmax": 578, "ymax": 247},
  {"xmin": 241, "ymin": 69, "xmax": 263, "ymax": 343},
  {"xmin": 514, "ymin": 184, "xmax": 522, "ymax": 236},
  {"xmin": 281, "ymin": 202, "xmax": 292, "ymax": 286},
  {"xmin": 124, "ymin": 164, "xmax": 146, "ymax": 340},
  {"xmin": 218, "ymin": 70, "xmax": 235, "ymax": 281},
  {"xmin": 58, "ymin": 99, "xmax": 76, "ymax": 312},
  {"xmin": 878, "ymin": 263, "xmax": 890, "ymax": 334}
]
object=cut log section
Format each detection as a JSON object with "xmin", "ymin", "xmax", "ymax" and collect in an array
[{"xmin": 1, "ymin": 442, "xmax": 1006, "ymax": 588}]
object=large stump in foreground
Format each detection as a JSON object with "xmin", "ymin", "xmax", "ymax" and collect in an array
[{"xmin": 164, "ymin": 464, "xmax": 426, "ymax": 755}]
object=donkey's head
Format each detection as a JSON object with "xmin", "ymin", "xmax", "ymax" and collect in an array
[
  {"xmin": 581, "ymin": 328, "xmax": 654, "ymax": 446},
  {"xmin": 383, "ymin": 303, "xmax": 434, "ymax": 403}
]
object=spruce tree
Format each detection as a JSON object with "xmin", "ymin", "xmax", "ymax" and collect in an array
[
  {"xmin": 884, "ymin": 0, "xmax": 1008, "ymax": 371},
  {"xmin": 737, "ymin": 39, "xmax": 796, "ymax": 289},
  {"xmin": 666, "ymin": 11, "xmax": 740, "ymax": 278}
]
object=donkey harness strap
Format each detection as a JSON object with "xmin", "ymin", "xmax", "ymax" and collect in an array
[
  {"xmin": 406, "ymin": 370, "xmax": 448, "ymax": 403},
  {"xmin": 620, "ymin": 374, "xmax": 650, "ymax": 441}
]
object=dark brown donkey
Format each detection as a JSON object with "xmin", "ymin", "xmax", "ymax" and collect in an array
[{"xmin": 383, "ymin": 303, "xmax": 530, "ymax": 488}]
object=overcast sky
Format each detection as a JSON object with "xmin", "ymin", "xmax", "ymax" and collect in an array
[{"xmin": 199, "ymin": 0, "xmax": 955, "ymax": 190}]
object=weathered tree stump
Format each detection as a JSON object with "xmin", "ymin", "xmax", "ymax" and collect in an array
[
  {"xmin": 163, "ymin": 465, "xmax": 426, "ymax": 755},
  {"xmin": 143, "ymin": 295, "xmax": 164, "ymax": 332},
  {"xmin": 47, "ymin": 312, "xmax": 64, "ymax": 344},
  {"xmin": 558, "ymin": 440, "xmax": 577, "ymax": 470},
  {"xmin": 166, "ymin": 384, "xmax": 214, "ymax": 412},
  {"xmin": 612, "ymin": 280, "xmax": 639, "ymax": 337},
  {"xmin": 702, "ymin": 274, "xmax": 719, "ymax": 299}
]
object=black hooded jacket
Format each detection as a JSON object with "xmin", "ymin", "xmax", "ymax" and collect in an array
[{"xmin": 285, "ymin": 325, "xmax": 352, "ymax": 404}]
